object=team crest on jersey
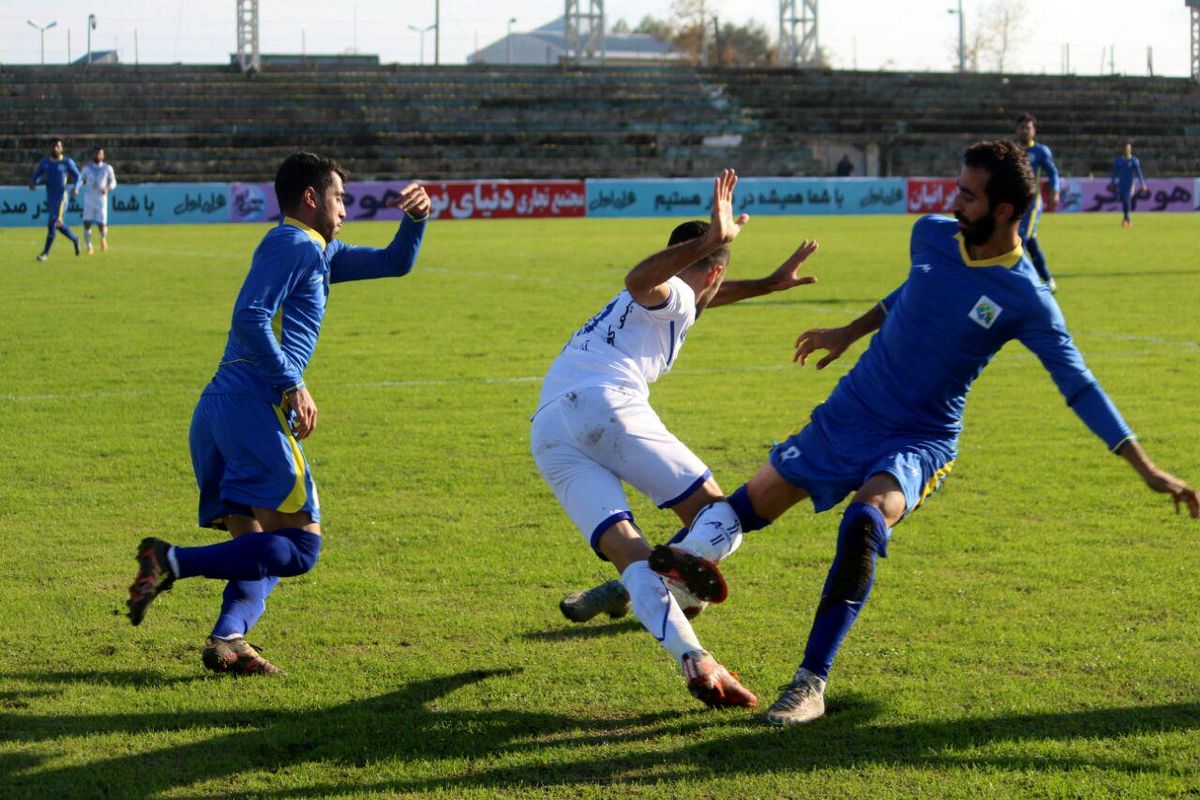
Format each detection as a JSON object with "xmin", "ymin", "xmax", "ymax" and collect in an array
[{"xmin": 968, "ymin": 295, "xmax": 1002, "ymax": 329}]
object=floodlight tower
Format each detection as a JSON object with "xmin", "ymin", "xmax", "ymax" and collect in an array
[
  {"xmin": 564, "ymin": 0, "xmax": 605, "ymax": 65},
  {"xmin": 1189, "ymin": 0, "xmax": 1200, "ymax": 82},
  {"xmin": 236, "ymin": 0, "xmax": 261, "ymax": 72},
  {"xmin": 779, "ymin": 0, "xmax": 819, "ymax": 68}
]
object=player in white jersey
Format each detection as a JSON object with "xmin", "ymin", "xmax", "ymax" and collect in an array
[
  {"xmin": 531, "ymin": 169, "xmax": 820, "ymax": 708},
  {"xmin": 76, "ymin": 146, "xmax": 118, "ymax": 254}
]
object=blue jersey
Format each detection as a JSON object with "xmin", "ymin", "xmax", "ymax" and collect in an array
[
  {"xmin": 31, "ymin": 156, "xmax": 81, "ymax": 220},
  {"xmin": 204, "ymin": 215, "xmax": 427, "ymax": 403},
  {"xmin": 1110, "ymin": 156, "xmax": 1145, "ymax": 196},
  {"xmin": 1023, "ymin": 142, "xmax": 1060, "ymax": 193},
  {"xmin": 818, "ymin": 215, "xmax": 1133, "ymax": 450}
]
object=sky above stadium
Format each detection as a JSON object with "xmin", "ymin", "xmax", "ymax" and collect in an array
[{"xmin": 2, "ymin": 1, "xmax": 1195, "ymax": 77}]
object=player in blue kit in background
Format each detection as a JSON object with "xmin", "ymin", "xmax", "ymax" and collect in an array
[
  {"xmin": 125, "ymin": 151, "xmax": 432, "ymax": 675},
  {"xmin": 1110, "ymin": 141, "xmax": 1147, "ymax": 228},
  {"xmin": 657, "ymin": 140, "xmax": 1198, "ymax": 725},
  {"xmin": 1014, "ymin": 113, "xmax": 1060, "ymax": 292},
  {"xmin": 28, "ymin": 138, "xmax": 82, "ymax": 262}
]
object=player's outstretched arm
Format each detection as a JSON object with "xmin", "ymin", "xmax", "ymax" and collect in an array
[
  {"xmin": 794, "ymin": 303, "xmax": 885, "ymax": 369},
  {"xmin": 707, "ymin": 240, "xmax": 819, "ymax": 309},
  {"xmin": 625, "ymin": 168, "xmax": 749, "ymax": 307},
  {"xmin": 1118, "ymin": 440, "xmax": 1200, "ymax": 518},
  {"xmin": 328, "ymin": 183, "xmax": 432, "ymax": 284}
]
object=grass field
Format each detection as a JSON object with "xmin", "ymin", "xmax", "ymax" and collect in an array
[{"xmin": 1, "ymin": 212, "xmax": 1199, "ymax": 799}]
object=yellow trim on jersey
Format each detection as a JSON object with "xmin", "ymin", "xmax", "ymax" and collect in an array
[
  {"xmin": 956, "ymin": 234, "xmax": 1023, "ymax": 268},
  {"xmin": 272, "ymin": 403, "xmax": 308, "ymax": 513},
  {"xmin": 915, "ymin": 459, "xmax": 956, "ymax": 509},
  {"xmin": 282, "ymin": 216, "xmax": 327, "ymax": 250}
]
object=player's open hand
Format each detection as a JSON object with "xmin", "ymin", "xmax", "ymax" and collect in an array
[
  {"xmin": 386, "ymin": 182, "xmax": 432, "ymax": 220},
  {"xmin": 709, "ymin": 168, "xmax": 749, "ymax": 245},
  {"xmin": 766, "ymin": 240, "xmax": 819, "ymax": 292},
  {"xmin": 286, "ymin": 386, "xmax": 319, "ymax": 440},
  {"xmin": 1142, "ymin": 469, "xmax": 1200, "ymax": 519},
  {"xmin": 794, "ymin": 326, "xmax": 853, "ymax": 369}
]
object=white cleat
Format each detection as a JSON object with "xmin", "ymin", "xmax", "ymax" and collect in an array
[
  {"xmin": 764, "ymin": 667, "xmax": 826, "ymax": 726},
  {"xmin": 36, "ymin": 253, "xmax": 48, "ymax": 262}
]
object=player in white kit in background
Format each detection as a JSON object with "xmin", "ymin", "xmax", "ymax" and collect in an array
[
  {"xmin": 530, "ymin": 169, "xmax": 821, "ymax": 708},
  {"xmin": 77, "ymin": 146, "xmax": 118, "ymax": 254}
]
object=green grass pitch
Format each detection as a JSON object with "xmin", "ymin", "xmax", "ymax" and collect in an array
[{"xmin": 1, "ymin": 212, "xmax": 1198, "ymax": 798}]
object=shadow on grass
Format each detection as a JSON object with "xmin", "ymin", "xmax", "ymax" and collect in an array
[
  {"xmin": 3, "ymin": 668, "xmax": 1199, "ymax": 796},
  {"xmin": 521, "ymin": 619, "xmax": 642, "ymax": 641}
]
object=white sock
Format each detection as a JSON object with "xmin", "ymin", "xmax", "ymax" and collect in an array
[
  {"xmin": 620, "ymin": 560, "xmax": 703, "ymax": 666},
  {"xmin": 84, "ymin": 229, "xmax": 92, "ymax": 247},
  {"xmin": 677, "ymin": 502, "xmax": 743, "ymax": 563},
  {"xmin": 166, "ymin": 546, "xmax": 181, "ymax": 577},
  {"xmin": 213, "ymin": 633, "xmax": 244, "ymax": 641}
]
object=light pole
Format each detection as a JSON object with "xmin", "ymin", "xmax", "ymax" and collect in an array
[
  {"xmin": 507, "ymin": 18, "xmax": 517, "ymax": 64},
  {"xmin": 87, "ymin": 13, "xmax": 97, "ymax": 65},
  {"xmin": 27, "ymin": 19, "xmax": 58, "ymax": 65},
  {"xmin": 947, "ymin": 0, "xmax": 965, "ymax": 72},
  {"xmin": 408, "ymin": 23, "xmax": 436, "ymax": 65}
]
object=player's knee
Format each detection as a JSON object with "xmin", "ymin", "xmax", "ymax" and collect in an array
[
  {"xmin": 268, "ymin": 529, "xmax": 322, "ymax": 576},
  {"xmin": 823, "ymin": 503, "xmax": 890, "ymax": 606},
  {"xmin": 728, "ymin": 484, "xmax": 771, "ymax": 532}
]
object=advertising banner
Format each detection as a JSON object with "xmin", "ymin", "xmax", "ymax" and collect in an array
[
  {"xmin": 1058, "ymin": 178, "xmax": 1195, "ymax": 213},
  {"xmin": 0, "ymin": 183, "xmax": 230, "ymax": 227},
  {"xmin": 906, "ymin": 178, "xmax": 958, "ymax": 214},
  {"xmin": 587, "ymin": 178, "xmax": 907, "ymax": 218},
  {"xmin": 229, "ymin": 179, "xmax": 587, "ymax": 224}
]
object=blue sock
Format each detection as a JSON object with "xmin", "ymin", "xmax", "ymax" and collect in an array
[
  {"xmin": 800, "ymin": 503, "xmax": 890, "ymax": 679},
  {"xmin": 1025, "ymin": 237, "xmax": 1052, "ymax": 283},
  {"xmin": 728, "ymin": 484, "xmax": 771, "ymax": 532},
  {"xmin": 211, "ymin": 576, "xmax": 281, "ymax": 638},
  {"xmin": 42, "ymin": 225, "xmax": 56, "ymax": 254},
  {"xmin": 60, "ymin": 224, "xmax": 78, "ymax": 245},
  {"xmin": 173, "ymin": 528, "xmax": 321, "ymax": 581}
]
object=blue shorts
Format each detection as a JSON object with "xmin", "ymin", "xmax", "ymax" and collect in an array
[
  {"xmin": 769, "ymin": 406, "xmax": 956, "ymax": 519},
  {"xmin": 1018, "ymin": 193, "xmax": 1043, "ymax": 241},
  {"xmin": 189, "ymin": 392, "xmax": 321, "ymax": 528}
]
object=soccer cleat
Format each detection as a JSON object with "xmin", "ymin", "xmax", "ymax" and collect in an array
[
  {"xmin": 559, "ymin": 579, "xmax": 630, "ymax": 622},
  {"xmin": 201, "ymin": 636, "xmax": 286, "ymax": 676},
  {"xmin": 764, "ymin": 667, "xmax": 827, "ymax": 726},
  {"xmin": 101, "ymin": 239, "xmax": 109, "ymax": 252},
  {"xmin": 681, "ymin": 650, "xmax": 758, "ymax": 708},
  {"xmin": 126, "ymin": 537, "xmax": 175, "ymax": 626},
  {"xmin": 1047, "ymin": 277, "xmax": 1057, "ymax": 294},
  {"xmin": 648, "ymin": 545, "xmax": 727, "ymax": 604},
  {"xmin": 36, "ymin": 253, "xmax": 48, "ymax": 262}
]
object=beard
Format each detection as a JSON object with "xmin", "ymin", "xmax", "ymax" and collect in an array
[{"xmin": 955, "ymin": 209, "xmax": 996, "ymax": 246}]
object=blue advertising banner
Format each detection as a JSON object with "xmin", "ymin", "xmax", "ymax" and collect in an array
[
  {"xmin": 0, "ymin": 183, "xmax": 230, "ymax": 227},
  {"xmin": 586, "ymin": 177, "xmax": 908, "ymax": 218}
]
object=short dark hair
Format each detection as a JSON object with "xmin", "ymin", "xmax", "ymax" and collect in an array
[
  {"xmin": 93, "ymin": 145, "xmax": 105, "ymax": 154},
  {"xmin": 49, "ymin": 137, "xmax": 62, "ymax": 147},
  {"xmin": 668, "ymin": 220, "xmax": 730, "ymax": 270},
  {"xmin": 1016, "ymin": 112, "xmax": 1037, "ymax": 127},
  {"xmin": 274, "ymin": 151, "xmax": 347, "ymax": 212},
  {"xmin": 963, "ymin": 140, "xmax": 1038, "ymax": 220}
]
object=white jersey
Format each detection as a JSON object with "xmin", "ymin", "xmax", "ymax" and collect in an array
[
  {"xmin": 78, "ymin": 162, "xmax": 117, "ymax": 200},
  {"xmin": 537, "ymin": 276, "xmax": 696, "ymax": 409}
]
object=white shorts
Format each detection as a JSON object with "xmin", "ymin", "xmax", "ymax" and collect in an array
[
  {"xmin": 83, "ymin": 194, "xmax": 108, "ymax": 225},
  {"xmin": 530, "ymin": 385, "xmax": 711, "ymax": 557}
]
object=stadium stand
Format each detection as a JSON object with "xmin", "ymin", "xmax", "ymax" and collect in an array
[{"xmin": 3, "ymin": 63, "xmax": 1198, "ymax": 181}]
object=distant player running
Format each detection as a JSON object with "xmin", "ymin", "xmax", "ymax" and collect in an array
[
  {"xmin": 532, "ymin": 169, "xmax": 820, "ymax": 708},
  {"xmin": 1014, "ymin": 113, "xmax": 1060, "ymax": 291},
  {"xmin": 28, "ymin": 138, "xmax": 81, "ymax": 262},
  {"xmin": 1110, "ymin": 141, "xmax": 1147, "ymax": 228},
  {"xmin": 77, "ymin": 146, "xmax": 118, "ymax": 253},
  {"xmin": 125, "ymin": 152, "xmax": 431, "ymax": 676},
  {"xmin": 645, "ymin": 141, "xmax": 1197, "ymax": 725}
]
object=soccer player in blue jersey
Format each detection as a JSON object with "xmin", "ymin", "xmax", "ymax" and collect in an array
[
  {"xmin": 28, "ymin": 138, "xmax": 82, "ymax": 262},
  {"xmin": 1110, "ymin": 141, "xmax": 1147, "ymax": 228},
  {"xmin": 1014, "ymin": 113, "xmax": 1060, "ymax": 292},
  {"xmin": 659, "ymin": 140, "xmax": 1198, "ymax": 725},
  {"xmin": 125, "ymin": 152, "xmax": 432, "ymax": 675}
]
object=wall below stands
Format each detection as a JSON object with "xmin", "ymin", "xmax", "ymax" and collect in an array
[{"xmin": 3, "ymin": 176, "xmax": 1196, "ymax": 228}]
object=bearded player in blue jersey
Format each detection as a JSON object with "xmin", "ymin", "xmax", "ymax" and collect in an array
[
  {"xmin": 1014, "ymin": 113, "xmax": 1061, "ymax": 292},
  {"xmin": 28, "ymin": 138, "xmax": 82, "ymax": 262},
  {"xmin": 646, "ymin": 140, "xmax": 1198, "ymax": 725},
  {"xmin": 1110, "ymin": 141, "xmax": 1147, "ymax": 228},
  {"xmin": 125, "ymin": 152, "xmax": 431, "ymax": 675}
]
